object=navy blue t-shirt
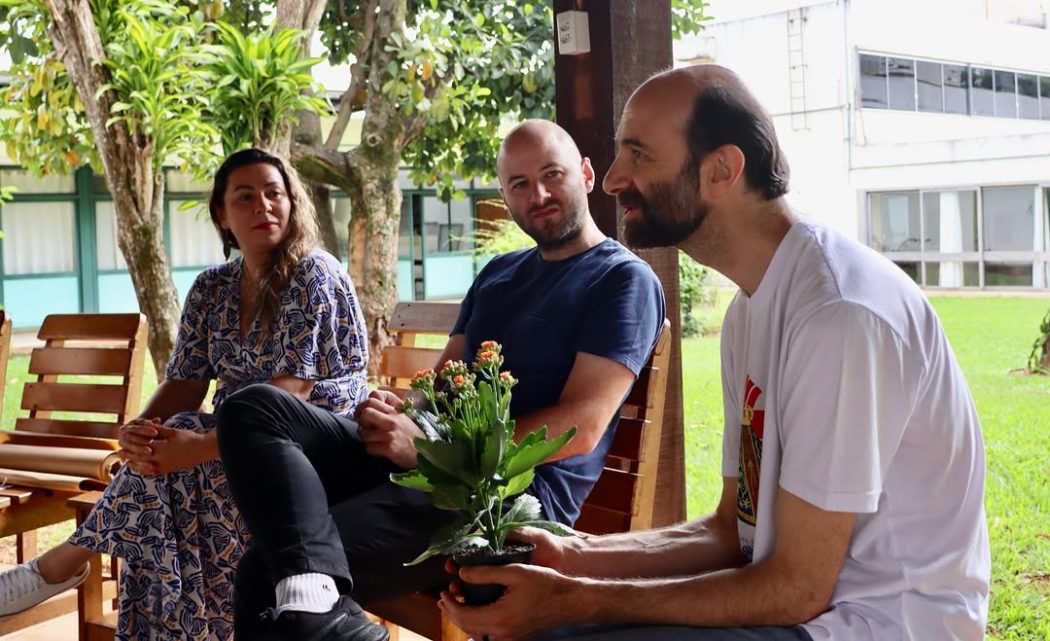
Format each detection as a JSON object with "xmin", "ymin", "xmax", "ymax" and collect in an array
[{"xmin": 451, "ymin": 238, "xmax": 665, "ymax": 526}]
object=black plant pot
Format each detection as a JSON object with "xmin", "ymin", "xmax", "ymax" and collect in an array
[{"xmin": 451, "ymin": 542, "xmax": 535, "ymax": 605}]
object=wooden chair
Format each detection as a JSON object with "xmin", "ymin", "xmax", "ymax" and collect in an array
[
  {"xmin": 0, "ymin": 313, "xmax": 148, "ymax": 639},
  {"xmin": 366, "ymin": 302, "xmax": 673, "ymax": 641}
]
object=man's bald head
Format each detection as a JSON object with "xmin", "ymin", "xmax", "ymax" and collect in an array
[
  {"xmin": 497, "ymin": 120, "xmax": 583, "ymax": 179},
  {"xmin": 634, "ymin": 64, "xmax": 789, "ymax": 200}
]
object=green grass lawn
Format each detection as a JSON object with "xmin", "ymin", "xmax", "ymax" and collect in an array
[
  {"xmin": 0, "ymin": 294, "xmax": 1046, "ymax": 637},
  {"xmin": 683, "ymin": 293, "xmax": 1050, "ymax": 640}
]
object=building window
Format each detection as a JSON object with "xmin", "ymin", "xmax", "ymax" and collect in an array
[
  {"xmin": 887, "ymin": 57, "xmax": 916, "ymax": 111},
  {"xmin": 994, "ymin": 70, "xmax": 1018, "ymax": 118},
  {"xmin": 859, "ymin": 54, "xmax": 888, "ymax": 109},
  {"xmin": 1018, "ymin": 74, "xmax": 1041, "ymax": 119},
  {"xmin": 916, "ymin": 61, "xmax": 943, "ymax": 113},
  {"xmin": 943, "ymin": 64, "xmax": 970, "ymax": 115},
  {"xmin": 95, "ymin": 202, "xmax": 127, "ymax": 271},
  {"xmin": 1, "ymin": 202, "xmax": 76, "ymax": 274},
  {"xmin": 169, "ymin": 203, "xmax": 224, "ymax": 268},
  {"xmin": 869, "ymin": 192, "xmax": 920, "ymax": 252},
  {"xmin": 868, "ymin": 186, "xmax": 1044, "ymax": 289},
  {"xmin": 970, "ymin": 67, "xmax": 995, "ymax": 116},
  {"xmin": 0, "ymin": 169, "xmax": 75, "ymax": 194},
  {"xmin": 982, "ymin": 186, "xmax": 1035, "ymax": 252},
  {"xmin": 1041, "ymin": 77, "xmax": 1050, "ymax": 120}
]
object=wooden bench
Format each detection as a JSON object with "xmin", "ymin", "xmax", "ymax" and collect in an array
[
  {"xmin": 0, "ymin": 313, "xmax": 148, "ymax": 639},
  {"xmin": 366, "ymin": 301, "xmax": 672, "ymax": 641}
]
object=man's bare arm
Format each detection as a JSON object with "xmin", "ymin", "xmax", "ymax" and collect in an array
[
  {"xmin": 578, "ymin": 487, "xmax": 854, "ymax": 627},
  {"xmin": 511, "ymin": 351, "xmax": 636, "ymax": 460}
]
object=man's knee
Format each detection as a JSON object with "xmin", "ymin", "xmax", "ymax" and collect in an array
[{"xmin": 216, "ymin": 383, "xmax": 290, "ymax": 447}]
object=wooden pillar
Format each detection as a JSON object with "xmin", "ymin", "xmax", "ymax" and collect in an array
[{"xmin": 554, "ymin": 0, "xmax": 686, "ymax": 527}]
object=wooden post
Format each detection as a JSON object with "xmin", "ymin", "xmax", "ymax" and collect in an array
[{"xmin": 553, "ymin": 0, "xmax": 686, "ymax": 527}]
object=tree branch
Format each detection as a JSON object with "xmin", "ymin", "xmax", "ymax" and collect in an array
[
  {"xmin": 325, "ymin": 0, "xmax": 379, "ymax": 150},
  {"xmin": 291, "ymin": 141, "xmax": 362, "ymax": 197}
]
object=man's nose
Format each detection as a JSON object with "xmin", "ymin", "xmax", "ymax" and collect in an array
[{"xmin": 603, "ymin": 155, "xmax": 628, "ymax": 195}]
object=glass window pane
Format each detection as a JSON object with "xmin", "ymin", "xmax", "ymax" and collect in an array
[
  {"xmin": 894, "ymin": 261, "xmax": 920, "ymax": 284},
  {"xmin": 887, "ymin": 57, "xmax": 916, "ymax": 110},
  {"xmin": 944, "ymin": 64, "xmax": 969, "ymax": 115},
  {"xmin": 860, "ymin": 55, "xmax": 888, "ymax": 109},
  {"xmin": 95, "ymin": 202, "xmax": 127, "ymax": 271},
  {"xmin": 1041, "ymin": 76, "xmax": 1050, "ymax": 120},
  {"xmin": 982, "ymin": 186, "xmax": 1036, "ymax": 251},
  {"xmin": 925, "ymin": 262, "xmax": 979, "ymax": 288},
  {"xmin": 447, "ymin": 197, "xmax": 473, "ymax": 252},
  {"xmin": 922, "ymin": 191, "xmax": 978, "ymax": 252},
  {"xmin": 970, "ymin": 67, "xmax": 995, "ymax": 116},
  {"xmin": 994, "ymin": 70, "xmax": 1017, "ymax": 118},
  {"xmin": 169, "ymin": 202, "xmax": 224, "ymax": 268},
  {"xmin": 1, "ymin": 201, "xmax": 76, "ymax": 274},
  {"xmin": 422, "ymin": 196, "xmax": 448, "ymax": 253},
  {"xmin": 1018, "ymin": 74, "xmax": 1040, "ymax": 119},
  {"xmin": 916, "ymin": 61, "xmax": 943, "ymax": 113},
  {"xmin": 985, "ymin": 263, "xmax": 1033, "ymax": 286},
  {"xmin": 0, "ymin": 169, "xmax": 75, "ymax": 194},
  {"xmin": 870, "ymin": 192, "xmax": 920, "ymax": 252}
]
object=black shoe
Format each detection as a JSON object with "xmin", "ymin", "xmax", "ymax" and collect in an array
[{"xmin": 264, "ymin": 596, "xmax": 390, "ymax": 641}]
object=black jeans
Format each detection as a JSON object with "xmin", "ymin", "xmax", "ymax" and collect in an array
[{"xmin": 216, "ymin": 384, "xmax": 454, "ymax": 638}]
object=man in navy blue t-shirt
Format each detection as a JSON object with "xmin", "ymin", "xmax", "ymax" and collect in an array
[{"xmin": 220, "ymin": 120, "xmax": 664, "ymax": 641}]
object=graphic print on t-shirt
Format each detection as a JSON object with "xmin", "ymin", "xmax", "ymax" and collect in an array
[{"xmin": 736, "ymin": 376, "xmax": 764, "ymax": 560}]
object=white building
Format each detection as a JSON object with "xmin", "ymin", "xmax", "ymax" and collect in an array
[{"xmin": 676, "ymin": 0, "xmax": 1050, "ymax": 289}]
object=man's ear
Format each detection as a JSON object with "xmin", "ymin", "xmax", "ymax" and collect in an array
[
  {"xmin": 701, "ymin": 145, "xmax": 746, "ymax": 199},
  {"xmin": 581, "ymin": 157, "xmax": 596, "ymax": 193}
]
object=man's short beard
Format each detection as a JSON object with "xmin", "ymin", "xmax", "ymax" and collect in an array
[{"xmin": 623, "ymin": 162, "xmax": 707, "ymax": 249}]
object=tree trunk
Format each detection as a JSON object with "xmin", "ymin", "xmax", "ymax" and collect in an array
[
  {"xmin": 46, "ymin": 0, "xmax": 180, "ymax": 379},
  {"xmin": 294, "ymin": 109, "xmax": 341, "ymax": 259}
]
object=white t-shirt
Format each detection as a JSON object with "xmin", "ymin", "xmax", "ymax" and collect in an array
[{"xmin": 720, "ymin": 222, "xmax": 990, "ymax": 640}]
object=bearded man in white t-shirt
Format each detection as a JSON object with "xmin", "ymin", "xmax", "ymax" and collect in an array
[{"xmin": 440, "ymin": 64, "xmax": 991, "ymax": 641}]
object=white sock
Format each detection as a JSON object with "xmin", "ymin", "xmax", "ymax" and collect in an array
[{"xmin": 274, "ymin": 573, "xmax": 340, "ymax": 615}]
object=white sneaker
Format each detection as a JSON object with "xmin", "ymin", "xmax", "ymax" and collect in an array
[{"xmin": 0, "ymin": 559, "xmax": 90, "ymax": 617}]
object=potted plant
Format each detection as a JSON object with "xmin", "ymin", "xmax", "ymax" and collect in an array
[{"xmin": 391, "ymin": 341, "xmax": 577, "ymax": 605}]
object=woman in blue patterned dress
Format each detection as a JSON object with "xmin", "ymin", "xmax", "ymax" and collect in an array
[{"xmin": 0, "ymin": 148, "xmax": 370, "ymax": 640}]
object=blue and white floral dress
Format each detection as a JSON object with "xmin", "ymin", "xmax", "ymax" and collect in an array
[{"xmin": 70, "ymin": 250, "xmax": 369, "ymax": 641}]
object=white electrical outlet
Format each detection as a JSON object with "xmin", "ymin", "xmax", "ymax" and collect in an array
[{"xmin": 556, "ymin": 10, "xmax": 591, "ymax": 55}]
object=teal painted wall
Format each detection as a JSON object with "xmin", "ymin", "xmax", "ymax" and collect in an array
[
  {"xmin": 424, "ymin": 254, "xmax": 474, "ymax": 299},
  {"xmin": 4, "ymin": 276, "xmax": 80, "ymax": 328},
  {"xmin": 397, "ymin": 259, "xmax": 413, "ymax": 301},
  {"xmin": 97, "ymin": 273, "xmax": 140, "ymax": 313}
]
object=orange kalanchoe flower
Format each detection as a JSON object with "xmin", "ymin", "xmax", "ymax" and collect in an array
[
  {"xmin": 413, "ymin": 368, "xmax": 435, "ymax": 381},
  {"xmin": 480, "ymin": 340, "xmax": 499, "ymax": 350}
]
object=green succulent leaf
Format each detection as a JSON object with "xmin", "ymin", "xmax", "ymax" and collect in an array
[
  {"xmin": 503, "ymin": 425, "xmax": 577, "ymax": 480},
  {"xmin": 500, "ymin": 468, "xmax": 534, "ymax": 499},
  {"xmin": 432, "ymin": 483, "xmax": 472, "ymax": 511},
  {"xmin": 389, "ymin": 469, "xmax": 433, "ymax": 492}
]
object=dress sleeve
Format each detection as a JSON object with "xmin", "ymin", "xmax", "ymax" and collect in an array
[
  {"xmin": 574, "ymin": 261, "xmax": 666, "ymax": 376},
  {"xmin": 165, "ymin": 271, "xmax": 218, "ymax": 381},
  {"xmin": 271, "ymin": 254, "xmax": 369, "ymax": 381}
]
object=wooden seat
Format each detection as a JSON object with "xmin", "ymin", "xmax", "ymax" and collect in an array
[
  {"xmin": 366, "ymin": 302, "xmax": 672, "ymax": 641},
  {"xmin": 0, "ymin": 313, "xmax": 148, "ymax": 639}
]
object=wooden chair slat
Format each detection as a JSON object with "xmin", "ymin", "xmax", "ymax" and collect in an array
[
  {"xmin": 584, "ymin": 467, "xmax": 638, "ymax": 514},
  {"xmin": 388, "ymin": 302, "xmax": 461, "ymax": 335},
  {"xmin": 607, "ymin": 417, "xmax": 646, "ymax": 460},
  {"xmin": 378, "ymin": 346, "xmax": 444, "ymax": 380},
  {"xmin": 574, "ymin": 503, "xmax": 633, "ymax": 535},
  {"xmin": 3, "ymin": 429, "xmax": 119, "ymax": 451},
  {"xmin": 21, "ymin": 382, "xmax": 128, "ymax": 415},
  {"xmin": 29, "ymin": 347, "xmax": 133, "ymax": 376},
  {"xmin": 38, "ymin": 314, "xmax": 146, "ymax": 341},
  {"xmin": 14, "ymin": 418, "xmax": 122, "ymax": 440},
  {"xmin": 623, "ymin": 365, "xmax": 655, "ymax": 409}
]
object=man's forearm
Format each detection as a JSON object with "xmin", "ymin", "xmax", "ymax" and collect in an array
[
  {"xmin": 561, "ymin": 515, "xmax": 744, "ymax": 579},
  {"xmin": 572, "ymin": 560, "xmax": 826, "ymax": 629}
]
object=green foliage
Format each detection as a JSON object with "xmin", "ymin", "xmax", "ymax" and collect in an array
[
  {"xmin": 98, "ymin": 1, "xmax": 220, "ymax": 174},
  {"xmin": 679, "ymin": 251, "xmax": 715, "ymax": 338},
  {"xmin": 1027, "ymin": 308, "xmax": 1050, "ymax": 374},
  {"xmin": 201, "ymin": 22, "xmax": 328, "ymax": 154},
  {"xmin": 391, "ymin": 341, "xmax": 576, "ymax": 564},
  {"xmin": 318, "ymin": 0, "xmax": 710, "ymax": 200}
]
